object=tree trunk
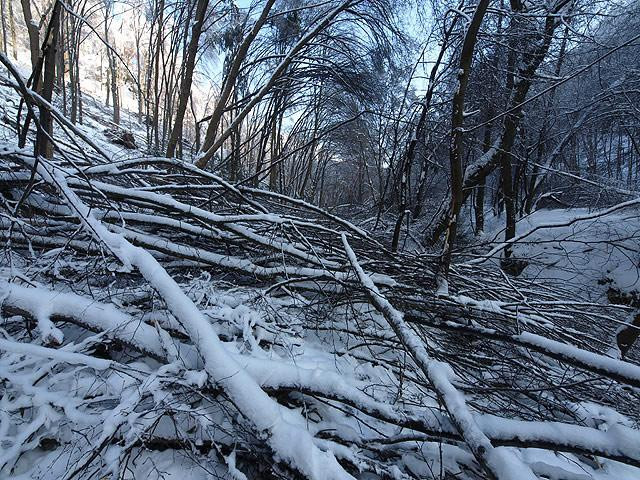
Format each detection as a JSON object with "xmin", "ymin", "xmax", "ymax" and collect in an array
[
  {"xmin": 200, "ymin": 0, "xmax": 277, "ymax": 156},
  {"xmin": 105, "ymin": 52, "xmax": 110, "ymax": 107},
  {"xmin": 476, "ymin": 117, "xmax": 495, "ymax": 233},
  {"xmin": 1, "ymin": 0, "xmax": 8, "ymax": 55},
  {"xmin": 500, "ymin": 147, "xmax": 516, "ymax": 259},
  {"xmin": 269, "ymin": 103, "xmax": 282, "ymax": 191},
  {"xmin": 69, "ymin": 13, "xmax": 78, "ymax": 124},
  {"xmin": 8, "ymin": 0, "xmax": 17, "ymax": 59},
  {"xmin": 111, "ymin": 65, "xmax": 120, "ymax": 124},
  {"xmin": 166, "ymin": 0, "xmax": 209, "ymax": 157},
  {"xmin": 437, "ymin": 0, "xmax": 490, "ymax": 287},
  {"xmin": 135, "ymin": 32, "xmax": 143, "ymax": 122},
  {"xmin": 59, "ymin": 21, "xmax": 67, "ymax": 117},
  {"xmin": 104, "ymin": 14, "xmax": 120, "ymax": 125},
  {"xmin": 20, "ymin": 0, "xmax": 42, "ymax": 88},
  {"xmin": 152, "ymin": 0, "xmax": 165, "ymax": 152},
  {"xmin": 35, "ymin": 1, "xmax": 62, "ymax": 160}
]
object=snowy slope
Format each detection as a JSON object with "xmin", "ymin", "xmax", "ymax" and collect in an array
[{"xmin": 477, "ymin": 207, "xmax": 640, "ymax": 303}]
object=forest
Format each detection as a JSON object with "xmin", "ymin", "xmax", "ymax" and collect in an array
[{"xmin": 1, "ymin": 0, "xmax": 640, "ymax": 478}]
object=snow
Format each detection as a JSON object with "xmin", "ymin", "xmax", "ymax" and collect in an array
[
  {"xmin": 472, "ymin": 206, "xmax": 640, "ymax": 302},
  {"xmin": 184, "ymin": 369, "xmax": 208, "ymax": 388},
  {"xmin": 517, "ymin": 331, "xmax": 640, "ymax": 385},
  {"xmin": 342, "ymin": 234, "xmax": 537, "ymax": 480},
  {"xmin": 0, "ymin": 338, "xmax": 112, "ymax": 370},
  {"xmin": 225, "ymin": 449, "xmax": 249, "ymax": 480},
  {"xmin": 0, "ymin": 279, "xmax": 171, "ymax": 360},
  {"xmin": 19, "ymin": 160, "xmax": 356, "ymax": 480},
  {"xmin": 3, "ymin": 265, "xmax": 640, "ymax": 478}
]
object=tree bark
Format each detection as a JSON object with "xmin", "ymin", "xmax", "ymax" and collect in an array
[
  {"xmin": 104, "ymin": 10, "xmax": 120, "ymax": 125},
  {"xmin": 1, "ymin": 0, "xmax": 8, "ymax": 55},
  {"xmin": 430, "ymin": 6, "xmax": 562, "ymax": 245},
  {"xmin": 437, "ymin": 0, "xmax": 490, "ymax": 287},
  {"xmin": 8, "ymin": 0, "xmax": 17, "ymax": 59},
  {"xmin": 20, "ymin": 0, "xmax": 42, "ymax": 88},
  {"xmin": 200, "ymin": 0, "xmax": 277, "ymax": 157},
  {"xmin": 151, "ymin": 0, "xmax": 165, "ymax": 151},
  {"xmin": 35, "ymin": 0, "xmax": 62, "ymax": 160},
  {"xmin": 166, "ymin": 0, "xmax": 209, "ymax": 157},
  {"xmin": 197, "ymin": 0, "xmax": 353, "ymax": 169}
]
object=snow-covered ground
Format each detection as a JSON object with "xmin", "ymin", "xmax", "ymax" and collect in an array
[{"xmin": 477, "ymin": 207, "xmax": 640, "ymax": 303}]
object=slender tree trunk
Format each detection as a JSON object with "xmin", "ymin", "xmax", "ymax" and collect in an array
[
  {"xmin": 69, "ymin": 13, "xmax": 78, "ymax": 124},
  {"xmin": 200, "ymin": 0, "xmax": 277, "ymax": 155},
  {"xmin": 475, "ymin": 119, "xmax": 494, "ymax": 234},
  {"xmin": 111, "ymin": 65, "xmax": 120, "ymax": 124},
  {"xmin": 166, "ymin": 0, "xmax": 209, "ymax": 157},
  {"xmin": 35, "ymin": 1, "xmax": 62, "ymax": 160},
  {"xmin": 104, "ymin": 13, "xmax": 120, "ymax": 125},
  {"xmin": 269, "ymin": 101, "xmax": 281, "ymax": 191},
  {"xmin": 58, "ymin": 12, "xmax": 66, "ymax": 116},
  {"xmin": 20, "ymin": 0, "xmax": 42, "ymax": 88},
  {"xmin": 77, "ymin": 56, "xmax": 83, "ymax": 124},
  {"xmin": 500, "ymin": 147, "xmax": 516, "ymax": 259},
  {"xmin": 616, "ymin": 129, "xmax": 623, "ymax": 180},
  {"xmin": 105, "ymin": 52, "xmax": 110, "ymax": 107},
  {"xmin": 152, "ymin": 0, "xmax": 164, "ymax": 152},
  {"xmin": 135, "ymin": 32, "xmax": 143, "ymax": 122},
  {"xmin": 1, "ymin": 0, "xmax": 8, "ymax": 55},
  {"xmin": 8, "ymin": 0, "xmax": 17, "ymax": 59},
  {"xmin": 437, "ymin": 0, "xmax": 490, "ymax": 288}
]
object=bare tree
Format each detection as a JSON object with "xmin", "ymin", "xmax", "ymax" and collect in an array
[
  {"xmin": 165, "ymin": 0, "xmax": 210, "ymax": 157},
  {"xmin": 436, "ymin": 0, "xmax": 490, "ymax": 288}
]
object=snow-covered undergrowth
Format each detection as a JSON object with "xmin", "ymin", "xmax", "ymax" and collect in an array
[
  {"xmin": 2, "ymin": 75, "xmax": 640, "ymax": 480},
  {"xmin": 473, "ymin": 206, "xmax": 640, "ymax": 362}
]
